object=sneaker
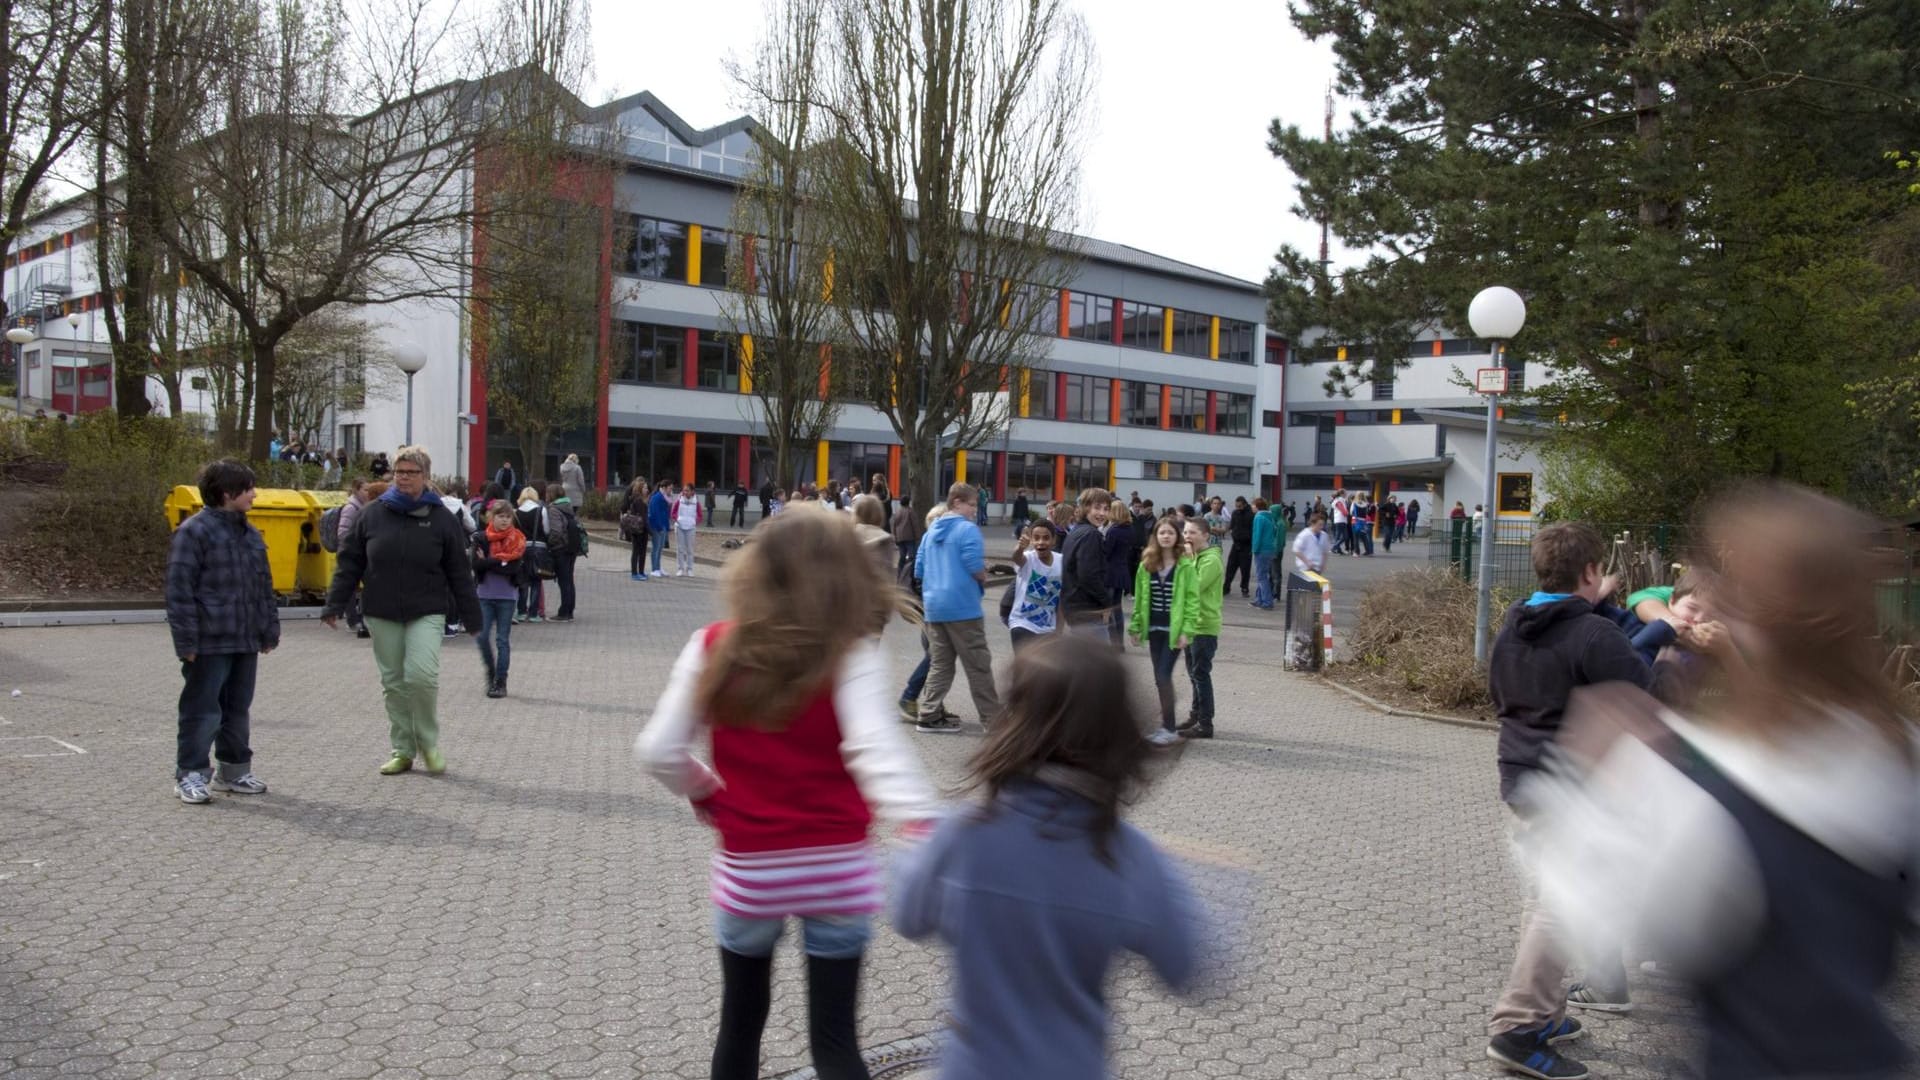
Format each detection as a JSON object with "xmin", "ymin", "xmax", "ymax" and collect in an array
[
  {"xmin": 1566, "ymin": 983, "xmax": 1632, "ymax": 1013},
  {"xmin": 526, "ymin": 615, "xmax": 544, "ymax": 624},
  {"xmin": 443, "ymin": 624, "xmax": 461, "ymax": 638},
  {"xmin": 211, "ymin": 772, "xmax": 268, "ymax": 795},
  {"xmin": 631, "ymin": 573, "xmax": 647, "ymax": 581},
  {"xmin": 512, "ymin": 614, "xmax": 527, "ymax": 625},
  {"xmin": 1487, "ymin": 1027, "xmax": 1590, "ymax": 1079},
  {"xmin": 551, "ymin": 615, "xmax": 574, "ymax": 623},
  {"xmin": 175, "ymin": 772, "xmax": 211, "ymax": 804},
  {"xmin": 1146, "ymin": 729, "xmax": 1181, "ymax": 747},
  {"xmin": 355, "ymin": 627, "xmax": 372, "ymax": 639},
  {"xmin": 1176, "ymin": 718, "xmax": 1202, "ymax": 733},
  {"xmin": 421, "ymin": 748, "xmax": 446, "ymax": 775},
  {"xmin": 897, "ymin": 699, "xmax": 918, "ymax": 722},
  {"xmin": 379, "ymin": 755, "xmax": 413, "ymax": 775},
  {"xmin": 915, "ymin": 716, "xmax": 962, "ymax": 734},
  {"xmin": 1538, "ymin": 1016, "xmax": 1584, "ymax": 1045},
  {"xmin": 1179, "ymin": 727, "xmax": 1214, "ymax": 740},
  {"xmin": 486, "ymin": 679, "xmax": 506, "ymax": 699}
]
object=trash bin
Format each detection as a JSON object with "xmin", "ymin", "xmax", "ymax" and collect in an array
[
  {"xmin": 161, "ymin": 485, "xmax": 307, "ymax": 596},
  {"xmin": 298, "ymin": 489, "xmax": 348, "ymax": 597}
]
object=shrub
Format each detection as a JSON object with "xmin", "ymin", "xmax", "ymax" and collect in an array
[
  {"xmin": 1342, "ymin": 566, "xmax": 1507, "ymax": 713},
  {"xmin": 580, "ymin": 489, "xmax": 620, "ymax": 521}
]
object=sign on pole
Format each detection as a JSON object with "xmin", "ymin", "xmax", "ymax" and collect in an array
[{"xmin": 1475, "ymin": 367, "xmax": 1509, "ymax": 395}]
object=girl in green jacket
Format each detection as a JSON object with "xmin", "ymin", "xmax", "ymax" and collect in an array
[{"xmin": 1129, "ymin": 516, "xmax": 1194, "ymax": 746}]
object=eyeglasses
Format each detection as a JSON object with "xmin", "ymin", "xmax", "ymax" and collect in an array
[{"xmin": 393, "ymin": 468, "xmax": 424, "ymax": 476}]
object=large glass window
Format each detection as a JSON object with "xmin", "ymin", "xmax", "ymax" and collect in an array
[
  {"xmin": 1122, "ymin": 301, "xmax": 1163, "ymax": 350},
  {"xmin": 1026, "ymin": 370, "xmax": 1056, "ymax": 417},
  {"xmin": 699, "ymin": 227, "xmax": 730, "ymax": 287},
  {"xmin": 825, "ymin": 442, "xmax": 895, "ymax": 491},
  {"xmin": 1063, "ymin": 455, "xmax": 1107, "ymax": 495},
  {"xmin": 1124, "ymin": 381, "xmax": 1161, "ymax": 427},
  {"xmin": 1218, "ymin": 319, "xmax": 1256, "ymax": 364},
  {"xmin": 1066, "ymin": 292, "xmax": 1114, "ymax": 343},
  {"xmin": 618, "ymin": 216, "xmax": 689, "ymax": 280},
  {"xmin": 606, "ymin": 427, "xmax": 689, "ymax": 488},
  {"xmin": 1315, "ymin": 417, "xmax": 1335, "ymax": 467},
  {"xmin": 1062, "ymin": 374, "xmax": 1111, "ymax": 422},
  {"xmin": 1166, "ymin": 385, "xmax": 1206, "ymax": 431},
  {"xmin": 612, "ymin": 321, "xmax": 684, "ymax": 385},
  {"xmin": 1218, "ymin": 393, "xmax": 1253, "ymax": 436},
  {"xmin": 1005, "ymin": 452, "xmax": 1055, "ymax": 495},
  {"xmin": 696, "ymin": 330, "xmax": 738, "ymax": 390},
  {"xmin": 1170, "ymin": 310, "xmax": 1211, "ymax": 358}
]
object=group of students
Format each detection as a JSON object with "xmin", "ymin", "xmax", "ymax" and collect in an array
[
  {"xmin": 618, "ymin": 477, "xmax": 708, "ymax": 580},
  {"xmin": 635, "ymin": 503, "xmax": 1204, "ymax": 1080},
  {"xmin": 1480, "ymin": 487, "xmax": 1918, "ymax": 1080}
]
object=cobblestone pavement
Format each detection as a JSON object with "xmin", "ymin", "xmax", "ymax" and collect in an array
[{"xmin": 1, "ymin": 555, "xmax": 1913, "ymax": 1079}]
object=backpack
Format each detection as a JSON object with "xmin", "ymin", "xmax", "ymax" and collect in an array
[
  {"xmin": 318, "ymin": 505, "xmax": 344, "ymax": 553},
  {"xmin": 570, "ymin": 512, "xmax": 590, "ymax": 557}
]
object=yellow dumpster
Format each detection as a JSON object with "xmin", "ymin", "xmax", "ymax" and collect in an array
[
  {"xmin": 298, "ymin": 489, "xmax": 347, "ymax": 596},
  {"xmin": 162, "ymin": 485, "xmax": 309, "ymax": 597}
]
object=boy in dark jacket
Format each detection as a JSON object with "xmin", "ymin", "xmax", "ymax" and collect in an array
[
  {"xmin": 165, "ymin": 460, "xmax": 280, "ymax": 804},
  {"xmin": 1485, "ymin": 522, "xmax": 1653, "ymax": 1080},
  {"xmin": 1059, "ymin": 488, "xmax": 1114, "ymax": 637}
]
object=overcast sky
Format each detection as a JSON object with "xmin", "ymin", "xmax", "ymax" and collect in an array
[{"xmin": 588, "ymin": 0, "xmax": 1349, "ymax": 287}]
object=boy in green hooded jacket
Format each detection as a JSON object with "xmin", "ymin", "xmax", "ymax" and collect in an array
[{"xmin": 1178, "ymin": 518, "xmax": 1223, "ymax": 739}]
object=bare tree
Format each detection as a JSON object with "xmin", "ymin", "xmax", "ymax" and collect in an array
[
  {"xmin": 472, "ymin": 0, "xmax": 609, "ymax": 476},
  {"xmin": 150, "ymin": 0, "xmax": 501, "ymax": 460},
  {"xmin": 722, "ymin": 0, "xmax": 843, "ymax": 495},
  {"xmin": 807, "ymin": 0, "xmax": 1094, "ymax": 509},
  {"xmin": 1, "ymin": 0, "xmax": 107, "ymax": 337}
]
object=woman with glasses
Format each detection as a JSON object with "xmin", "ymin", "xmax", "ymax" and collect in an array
[{"xmin": 323, "ymin": 445, "xmax": 483, "ymax": 776}]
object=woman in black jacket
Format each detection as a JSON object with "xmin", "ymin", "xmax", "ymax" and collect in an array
[
  {"xmin": 1225, "ymin": 496, "xmax": 1254, "ymax": 598},
  {"xmin": 323, "ymin": 445, "xmax": 482, "ymax": 776},
  {"xmin": 621, "ymin": 478, "xmax": 651, "ymax": 580}
]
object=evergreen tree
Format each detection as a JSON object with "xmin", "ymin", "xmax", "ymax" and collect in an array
[{"xmin": 1269, "ymin": 1, "xmax": 1920, "ymax": 519}]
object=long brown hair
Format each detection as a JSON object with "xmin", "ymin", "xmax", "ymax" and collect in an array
[
  {"xmin": 1697, "ymin": 481, "xmax": 1908, "ymax": 747},
  {"xmin": 1140, "ymin": 513, "xmax": 1183, "ymax": 574},
  {"xmin": 697, "ymin": 503, "xmax": 895, "ymax": 730},
  {"xmin": 963, "ymin": 634, "xmax": 1152, "ymax": 864}
]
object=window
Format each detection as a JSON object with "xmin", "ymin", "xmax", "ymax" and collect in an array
[
  {"xmin": 1165, "ymin": 386, "xmax": 1206, "ymax": 431},
  {"xmin": 696, "ymin": 330, "xmax": 738, "ymax": 390},
  {"xmin": 1121, "ymin": 301, "xmax": 1163, "ymax": 350},
  {"xmin": 1063, "ymin": 455, "xmax": 1107, "ymax": 494},
  {"xmin": 1218, "ymin": 319, "xmax": 1256, "ymax": 364},
  {"xmin": 1315, "ymin": 417, "xmax": 1335, "ymax": 467},
  {"xmin": 1440, "ymin": 337, "xmax": 1493, "ymax": 356},
  {"xmin": 1497, "ymin": 472, "xmax": 1534, "ymax": 515},
  {"xmin": 699, "ymin": 227, "xmax": 730, "ymax": 287},
  {"xmin": 1217, "ymin": 393, "xmax": 1253, "ymax": 436},
  {"xmin": 612, "ymin": 321, "xmax": 684, "ymax": 385},
  {"xmin": 1217, "ymin": 465, "xmax": 1252, "ymax": 484},
  {"xmin": 1065, "ymin": 292, "xmax": 1113, "ymax": 343},
  {"xmin": 1125, "ymin": 381, "xmax": 1162, "ymax": 427},
  {"xmin": 1262, "ymin": 409, "xmax": 1283, "ymax": 428},
  {"xmin": 340, "ymin": 424, "xmax": 365, "ymax": 458},
  {"xmin": 1026, "ymin": 370, "xmax": 1056, "ymax": 417},
  {"xmin": 1004, "ymin": 453, "xmax": 1055, "ymax": 495},
  {"xmin": 1287, "ymin": 473, "xmax": 1337, "ymax": 490},
  {"xmin": 1169, "ymin": 310, "xmax": 1211, "ymax": 358},
  {"xmin": 619, "ymin": 216, "xmax": 689, "ymax": 280},
  {"xmin": 1290, "ymin": 411, "xmax": 1324, "ymax": 427},
  {"xmin": 1062, "ymin": 374, "xmax": 1110, "ymax": 423},
  {"xmin": 1265, "ymin": 338, "xmax": 1287, "ymax": 365},
  {"xmin": 1371, "ymin": 370, "xmax": 1394, "ymax": 400}
]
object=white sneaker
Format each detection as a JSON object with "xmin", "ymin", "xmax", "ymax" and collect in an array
[
  {"xmin": 1146, "ymin": 729, "xmax": 1181, "ymax": 747},
  {"xmin": 175, "ymin": 771, "xmax": 211, "ymax": 804},
  {"xmin": 211, "ymin": 772, "xmax": 268, "ymax": 794}
]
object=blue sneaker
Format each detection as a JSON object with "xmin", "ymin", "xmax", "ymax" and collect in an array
[
  {"xmin": 1538, "ymin": 1016, "xmax": 1584, "ymax": 1045},
  {"xmin": 1488, "ymin": 1025, "xmax": 1589, "ymax": 1079},
  {"xmin": 631, "ymin": 572, "xmax": 648, "ymax": 581}
]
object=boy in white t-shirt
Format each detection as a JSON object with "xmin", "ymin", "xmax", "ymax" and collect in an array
[
  {"xmin": 1329, "ymin": 491, "xmax": 1351, "ymax": 555},
  {"xmin": 1291, "ymin": 512, "xmax": 1331, "ymax": 575},
  {"xmin": 1005, "ymin": 519, "xmax": 1064, "ymax": 651}
]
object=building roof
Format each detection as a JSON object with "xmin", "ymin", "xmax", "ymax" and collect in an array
[{"xmin": 1348, "ymin": 454, "xmax": 1453, "ymax": 479}]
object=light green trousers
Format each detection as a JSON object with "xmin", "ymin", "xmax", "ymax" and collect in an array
[{"xmin": 366, "ymin": 615, "xmax": 444, "ymax": 758}]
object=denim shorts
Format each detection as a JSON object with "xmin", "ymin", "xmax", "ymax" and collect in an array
[{"xmin": 713, "ymin": 910, "xmax": 871, "ymax": 960}]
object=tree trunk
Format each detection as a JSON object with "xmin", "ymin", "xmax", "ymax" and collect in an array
[
  {"xmin": 518, "ymin": 429, "xmax": 549, "ymax": 488},
  {"xmin": 248, "ymin": 338, "xmax": 276, "ymax": 461}
]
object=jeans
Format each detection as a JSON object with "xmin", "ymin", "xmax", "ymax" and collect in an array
[
  {"xmin": 175, "ymin": 652, "xmax": 258, "ymax": 778},
  {"xmin": 714, "ymin": 911, "xmax": 872, "ymax": 960},
  {"xmin": 1009, "ymin": 626, "xmax": 1044, "ymax": 652},
  {"xmin": 1253, "ymin": 556, "xmax": 1276, "ymax": 608},
  {"xmin": 476, "ymin": 598, "xmax": 515, "ymax": 681},
  {"xmin": 649, "ymin": 528, "xmax": 668, "ymax": 573},
  {"xmin": 1184, "ymin": 634, "xmax": 1217, "ymax": 726},
  {"xmin": 517, "ymin": 580, "xmax": 543, "ymax": 617},
  {"xmin": 901, "ymin": 631, "xmax": 931, "ymax": 703},
  {"xmin": 1147, "ymin": 629, "xmax": 1180, "ymax": 731},
  {"xmin": 676, "ymin": 526, "xmax": 696, "ymax": 573},
  {"xmin": 729, "ymin": 504, "xmax": 746, "ymax": 527},
  {"xmin": 366, "ymin": 614, "xmax": 444, "ymax": 758},
  {"xmin": 1356, "ymin": 527, "xmax": 1374, "ymax": 555},
  {"xmin": 921, "ymin": 618, "xmax": 1000, "ymax": 722},
  {"xmin": 1105, "ymin": 605, "xmax": 1127, "ymax": 651},
  {"xmin": 554, "ymin": 553, "xmax": 577, "ymax": 617}
]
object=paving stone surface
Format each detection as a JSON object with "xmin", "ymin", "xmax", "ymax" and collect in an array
[{"xmin": 0, "ymin": 552, "xmax": 1913, "ymax": 1079}]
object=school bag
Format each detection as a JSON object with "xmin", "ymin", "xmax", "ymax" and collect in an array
[
  {"xmin": 317, "ymin": 505, "xmax": 344, "ymax": 553},
  {"xmin": 527, "ymin": 540, "xmax": 557, "ymax": 579}
]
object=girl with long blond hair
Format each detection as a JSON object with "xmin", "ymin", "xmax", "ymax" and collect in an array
[
  {"xmin": 1532, "ymin": 482, "xmax": 1918, "ymax": 1080},
  {"xmin": 635, "ymin": 505, "xmax": 938, "ymax": 1080}
]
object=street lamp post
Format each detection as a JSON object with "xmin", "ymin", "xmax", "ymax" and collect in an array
[
  {"xmin": 393, "ymin": 345, "xmax": 427, "ymax": 446},
  {"xmin": 6, "ymin": 327, "xmax": 33, "ymax": 416},
  {"xmin": 1467, "ymin": 286, "xmax": 1527, "ymax": 666},
  {"xmin": 64, "ymin": 312, "xmax": 81, "ymax": 412}
]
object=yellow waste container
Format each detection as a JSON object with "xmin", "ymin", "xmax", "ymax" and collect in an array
[
  {"xmin": 161, "ymin": 485, "xmax": 309, "ymax": 596},
  {"xmin": 298, "ymin": 490, "xmax": 348, "ymax": 597}
]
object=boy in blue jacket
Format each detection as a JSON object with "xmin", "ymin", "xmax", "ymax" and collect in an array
[
  {"xmin": 165, "ymin": 461, "xmax": 280, "ymax": 804},
  {"xmin": 914, "ymin": 483, "xmax": 999, "ymax": 734}
]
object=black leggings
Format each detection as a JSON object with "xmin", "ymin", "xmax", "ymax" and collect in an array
[
  {"xmin": 1224, "ymin": 542, "xmax": 1252, "ymax": 594},
  {"xmin": 712, "ymin": 949, "xmax": 868, "ymax": 1080},
  {"xmin": 629, "ymin": 532, "xmax": 646, "ymax": 574}
]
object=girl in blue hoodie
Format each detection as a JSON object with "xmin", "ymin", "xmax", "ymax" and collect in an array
[{"xmin": 892, "ymin": 633, "xmax": 1202, "ymax": 1079}]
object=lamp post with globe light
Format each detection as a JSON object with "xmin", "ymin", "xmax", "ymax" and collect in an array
[
  {"xmin": 6, "ymin": 326, "xmax": 33, "ymax": 416},
  {"xmin": 393, "ymin": 345, "xmax": 427, "ymax": 445},
  {"xmin": 1467, "ymin": 286, "xmax": 1526, "ymax": 665}
]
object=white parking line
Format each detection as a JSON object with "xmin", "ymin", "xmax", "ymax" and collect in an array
[{"xmin": 0, "ymin": 735, "xmax": 87, "ymax": 757}]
